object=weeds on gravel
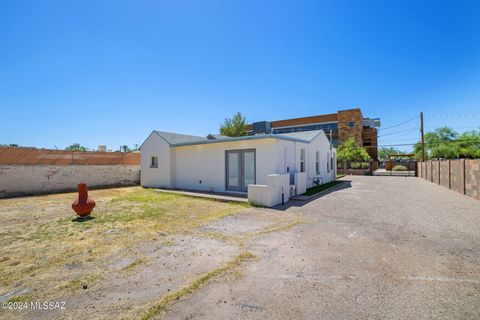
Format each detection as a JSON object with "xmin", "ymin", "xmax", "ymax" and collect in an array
[
  {"xmin": 123, "ymin": 257, "xmax": 149, "ymax": 271},
  {"xmin": 253, "ymin": 219, "xmax": 306, "ymax": 237},
  {"xmin": 140, "ymin": 252, "xmax": 256, "ymax": 320}
]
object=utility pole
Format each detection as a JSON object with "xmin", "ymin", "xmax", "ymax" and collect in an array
[{"xmin": 420, "ymin": 112, "xmax": 425, "ymax": 161}]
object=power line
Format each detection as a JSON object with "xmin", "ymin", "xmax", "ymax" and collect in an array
[
  {"xmin": 380, "ymin": 115, "xmax": 419, "ymax": 131},
  {"xmin": 426, "ymin": 114, "xmax": 480, "ymax": 118},
  {"xmin": 378, "ymin": 127, "xmax": 419, "ymax": 138},
  {"xmin": 377, "ymin": 138, "xmax": 480, "ymax": 148}
]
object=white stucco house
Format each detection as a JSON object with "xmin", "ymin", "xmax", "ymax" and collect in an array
[{"xmin": 140, "ymin": 130, "xmax": 336, "ymax": 207}]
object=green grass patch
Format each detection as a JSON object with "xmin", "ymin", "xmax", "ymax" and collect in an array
[
  {"xmin": 140, "ymin": 252, "xmax": 256, "ymax": 320},
  {"xmin": 304, "ymin": 180, "xmax": 344, "ymax": 196}
]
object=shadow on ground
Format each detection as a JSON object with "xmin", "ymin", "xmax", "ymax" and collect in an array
[
  {"xmin": 272, "ymin": 180, "xmax": 352, "ymax": 211},
  {"xmin": 71, "ymin": 216, "xmax": 95, "ymax": 223}
]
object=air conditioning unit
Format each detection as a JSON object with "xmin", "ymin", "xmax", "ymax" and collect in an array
[{"xmin": 252, "ymin": 121, "xmax": 272, "ymax": 134}]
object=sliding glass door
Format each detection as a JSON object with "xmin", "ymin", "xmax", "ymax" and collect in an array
[{"xmin": 226, "ymin": 149, "xmax": 256, "ymax": 192}]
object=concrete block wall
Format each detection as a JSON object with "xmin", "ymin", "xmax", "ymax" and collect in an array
[
  {"xmin": 0, "ymin": 165, "xmax": 140, "ymax": 198},
  {"xmin": 417, "ymin": 159, "xmax": 479, "ymax": 200},
  {"xmin": 465, "ymin": 160, "xmax": 480, "ymax": 199},
  {"xmin": 432, "ymin": 161, "xmax": 440, "ymax": 184},
  {"xmin": 426, "ymin": 161, "xmax": 431, "ymax": 181},
  {"xmin": 450, "ymin": 160, "xmax": 464, "ymax": 194},
  {"xmin": 439, "ymin": 161, "xmax": 450, "ymax": 188}
]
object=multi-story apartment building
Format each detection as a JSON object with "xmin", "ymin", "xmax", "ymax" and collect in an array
[{"xmin": 246, "ymin": 108, "xmax": 380, "ymax": 160}]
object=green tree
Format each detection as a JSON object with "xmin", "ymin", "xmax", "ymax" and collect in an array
[
  {"xmin": 121, "ymin": 145, "xmax": 132, "ymax": 152},
  {"xmin": 65, "ymin": 143, "xmax": 88, "ymax": 151},
  {"xmin": 414, "ymin": 127, "xmax": 480, "ymax": 160},
  {"xmin": 378, "ymin": 147, "xmax": 401, "ymax": 161},
  {"xmin": 457, "ymin": 131, "xmax": 480, "ymax": 158},
  {"xmin": 220, "ymin": 112, "xmax": 247, "ymax": 137},
  {"xmin": 337, "ymin": 137, "xmax": 371, "ymax": 162},
  {"xmin": 430, "ymin": 144, "xmax": 459, "ymax": 159}
]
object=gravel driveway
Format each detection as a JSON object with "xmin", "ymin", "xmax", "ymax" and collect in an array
[{"xmin": 163, "ymin": 176, "xmax": 480, "ymax": 320}]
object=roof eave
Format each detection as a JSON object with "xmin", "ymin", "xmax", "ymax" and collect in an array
[{"xmin": 171, "ymin": 134, "xmax": 310, "ymax": 147}]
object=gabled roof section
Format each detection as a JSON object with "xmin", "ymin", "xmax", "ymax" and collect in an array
[
  {"xmin": 141, "ymin": 129, "xmax": 331, "ymax": 149},
  {"xmin": 153, "ymin": 130, "xmax": 209, "ymax": 145}
]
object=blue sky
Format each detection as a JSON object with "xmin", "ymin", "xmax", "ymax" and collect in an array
[{"xmin": 1, "ymin": 0, "xmax": 479, "ymax": 151}]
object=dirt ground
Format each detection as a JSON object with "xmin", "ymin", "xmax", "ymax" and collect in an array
[
  {"xmin": 161, "ymin": 176, "xmax": 480, "ymax": 320},
  {"xmin": 0, "ymin": 187, "xmax": 301, "ymax": 320},
  {"xmin": 2, "ymin": 176, "xmax": 480, "ymax": 319}
]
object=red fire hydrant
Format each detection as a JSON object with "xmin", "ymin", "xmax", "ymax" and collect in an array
[{"xmin": 72, "ymin": 183, "xmax": 96, "ymax": 217}]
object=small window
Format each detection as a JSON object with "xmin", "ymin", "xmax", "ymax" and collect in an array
[
  {"xmin": 327, "ymin": 152, "xmax": 330, "ymax": 172},
  {"xmin": 349, "ymin": 121, "xmax": 355, "ymax": 128},
  {"xmin": 150, "ymin": 156, "xmax": 158, "ymax": 168},
  {"xmin": 300, "ymin": 149, "xmax": 305, "ymax": 173},
  {"xmin": 315, "ymin": 151, "xmax": 320, "ymax": 174}
]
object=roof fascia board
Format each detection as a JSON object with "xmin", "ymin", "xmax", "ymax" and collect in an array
[{"xmin": 171, "ymin": 134, "xmax": 310, "ymax": 147}]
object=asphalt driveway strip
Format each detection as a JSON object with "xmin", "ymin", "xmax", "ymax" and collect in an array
[{"xmin": 162, "ymin": 176, "xmax": 480, "ymax": 320}]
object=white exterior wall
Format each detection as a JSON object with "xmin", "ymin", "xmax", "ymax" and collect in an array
[
  {"xmin": 140, "ymin": 133, "xmax": 172, "ymax": 188},
  {"xmin": 274, "ymin": 132, "xmax": 335, "ymax": 188},
  {"xmin": 140, "ymin": 131, "xmax": 336, "ymax": 195},
  {"xmin": 173, "ymin": 139, "xmax": 278, "ymax": 193},
  {"xmin": 305, "ymin": 132, "xmax": 336, "ymax": 187}
]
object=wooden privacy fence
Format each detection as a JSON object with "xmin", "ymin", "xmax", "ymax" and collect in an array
[
  {"xmin": 417, "ymin": 159, "xmax": 480, "ymax": 200},
  {"xmin": 0, "ymin": 147, "xmax": 140, "ymax": 165}
]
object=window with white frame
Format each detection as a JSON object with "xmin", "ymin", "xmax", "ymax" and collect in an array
[
  {"xmin": 150, "ymin": 156, "xmax": 158, "ymax": 168},
  {"xmin": 300, "ymin": 149, "xmax": 305, "ymax": 172},
  {"xmin": 315, "ymin": 151, "xmax": 320, "ymax": 174},
  {"xmin": 327, "ymin": 152, "xmax": 330, "ymax": 172},
  {"xmin": 331, "ymin": 154, "xmax": 334, "ymax": 173}
]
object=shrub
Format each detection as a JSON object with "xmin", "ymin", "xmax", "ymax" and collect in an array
[
  {"xmin": 350, "ymin": 162, "xmax": 361, "ymax": 169},
  {"xmin": 361, "ymin": 162, "xmax": 370, "ymax": 169},
  {"xmin": 337, "ymin": 137, "xmax": 371, "ymax": 162},
  {"xmin": 392, "ymin": 165, "xmax": 408, "ymax": 171}
]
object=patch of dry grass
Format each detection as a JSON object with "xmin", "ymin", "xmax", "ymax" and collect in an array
[
  {"xmin": 140, "ymin": 252, "xmax": 256, "ymax": 320},
  {"xmin": 0, "ymin": 187, "xmax": 248, "ymax": 304}
]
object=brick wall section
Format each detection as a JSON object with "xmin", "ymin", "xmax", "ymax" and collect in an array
[
  {"xmin": 337, "ymin": 109, "xmax": 363, "ymax": 146},
  {"xmin": 0, "ymin": 147, "xmax": 140, "ymax": 165},
  {"xmin": 465, "ymin": 159, "xmax": 480, "ymax": 200},
  {"xmin": 361, "ymin": 126, "xmax": 378, "ymax": 160},
  {"xmin": 0, "ymin": 165, "xmax": 140, "ymax": 198},
  {"xmin": 439, "ymin": 161, "xmax": 450, "ymax": 188}
]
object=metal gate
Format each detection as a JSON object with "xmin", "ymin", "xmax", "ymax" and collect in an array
[{"xmin": 373, "ymin": 160, "xmax": 417, "ymax": 177}]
